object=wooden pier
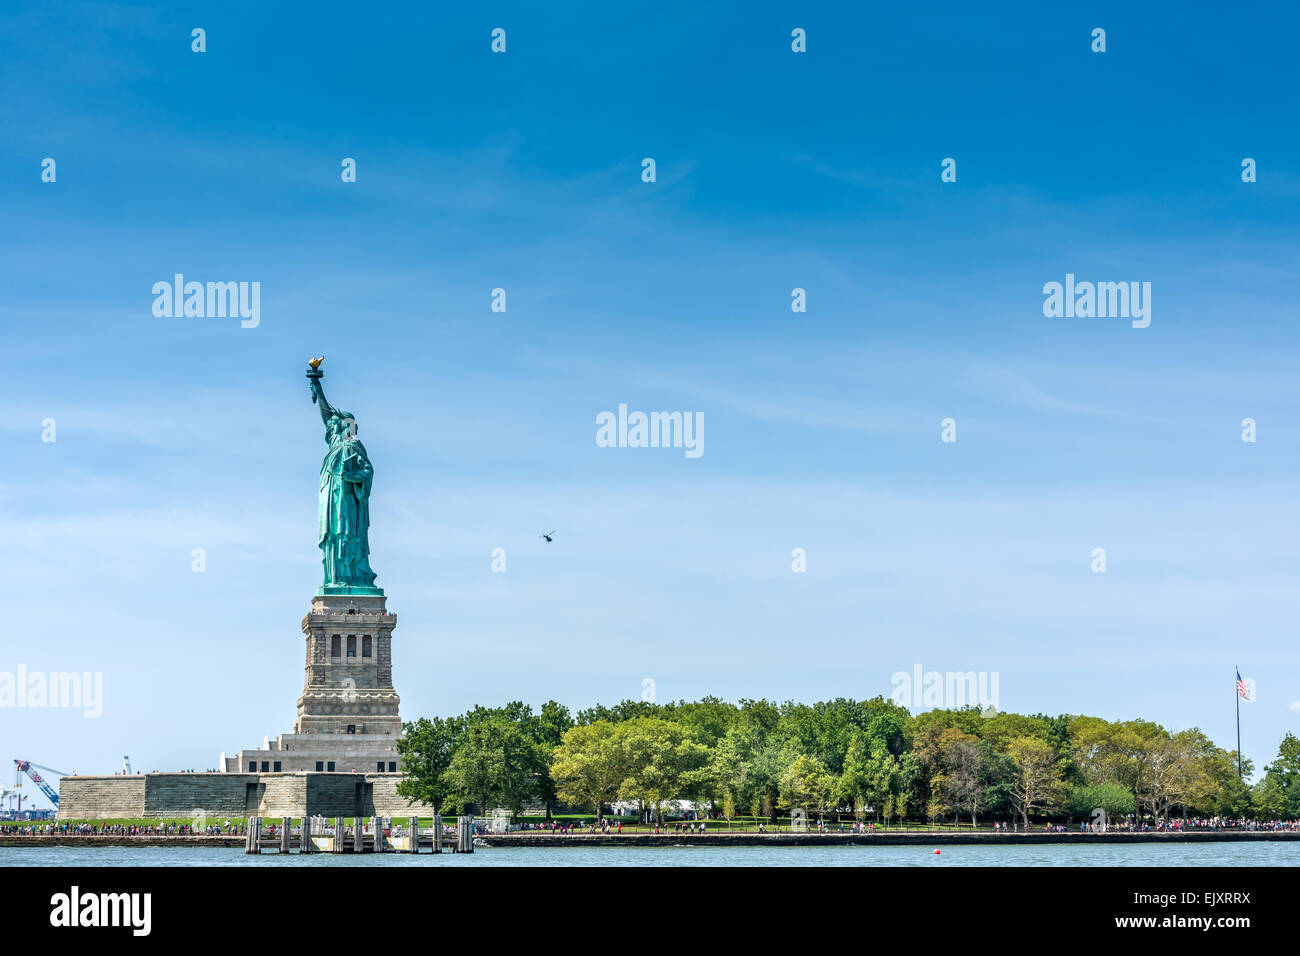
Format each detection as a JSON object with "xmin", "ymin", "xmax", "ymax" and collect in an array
[{"xmin": 243, "ymin": 815, "xmax": 475, "ymax": 854}]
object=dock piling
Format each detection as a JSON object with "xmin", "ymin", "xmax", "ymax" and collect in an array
[{"xmin": 332, "ymin": 816, "xmax": 345, "ymax": 853}]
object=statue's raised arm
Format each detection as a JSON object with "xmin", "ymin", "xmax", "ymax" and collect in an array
[{"xmin": 306, "ymin": 358, "xmax": 337, "ymax": 426}]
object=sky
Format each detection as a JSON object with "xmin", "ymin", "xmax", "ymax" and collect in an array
[{"xmin": 2, "ymin": 2, "xmax": 1299, "ymax": 805}]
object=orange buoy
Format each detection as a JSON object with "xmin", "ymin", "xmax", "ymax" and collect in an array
[{"xmin": 933, "ymin": 849, "xmax": 940, "ymax": 854}]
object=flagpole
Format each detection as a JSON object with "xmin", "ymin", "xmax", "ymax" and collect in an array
[{"xmin": 1235, "ymin": 665, "xmax": 1242, "ymax": 780}]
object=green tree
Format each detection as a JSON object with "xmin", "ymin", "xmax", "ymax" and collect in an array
[
  {"xmin": 530, "ymin": 700, "xmax": 574, "ymax": 819},
  {"xmin": 724, "ymin": 700, "xmax": 784, "ymax": 822},
  {"xmin": 443, "ymin": 711, "xmax": 540, "ymax": 817},
  {"xmin": 1252, "ymin": 774, "xmax": 1288, "ymax": 819},
  {"xmin": 926, "ymin": 773, "xmax": 949, "ymax": 824},
  {"xmin": 1006, "ymin": 736, "xmax": 1065, "ymax": 828},
  {"xmin": 981, "ymin": 749, "xmax": 1018, "ymax": 822},
  {"xmin": 980, "ymin": 712, "xmax": 1052, "ymax": 755},
  {"xmin": 401, "ymin": 696, "xmax": 1273, "ymax": 830},
  {"xmin": 721, "ymin": 792, "xmax": 737, "ymax": 829},
  {"xmin": 895, "ymin": 751, "xmax": 923, "ymax": 822},
  {"xmin": 1256, "ymin": 732, "xmax": 1300, "ymax": 818},
  {"xmin": 1066, "ymin": 783, "xmax": 1135, "ymax": 825},
  {"xmin": 575, "ymin": 699, "xmax": 660, "ymax": 726},
  {"xmin": 837, "ymin": 733, "xmax": 873, "ymax": 819},
  {"xmin": 395, "ymin": 715, "xmax": 462, "ymax": 813},
  {"xmin": 669, "ymin": 696, "xmax": 737, "ymax": 750},
  {"xmin": 709, "ymin": 727, "xmax": 758, "ymax": 820},
  {"xmin": 779, "ymin": 753, "xmax": 835, "ymax": 824},
  {"xmin": 778, "ymin": 697, "xmax": 906, "ymax": 777},
  {"xmin": 838, "ymin": 732, "xmax": 903, "ymax": 821},
  {"xmin": 1214, "ymin": 773, "xmax": 1253, "ymax": 819},
  {"xmin": 1138, "ymin": 727, "xmax": 1216, "ymax": 824},
  {"xmin": 549, "ymin": 721, "xmax": 625, "ymax": 822},
  {"xmin": 615, "ymin": 716, "xmax": 710, "ymax": 824},
  {"xmin": 940, "ymin": 733, "xmax": 989, "ymax": 826},
  {"xmin": 1069, "ymin": 715, "xmax": 1165, "ymax": 806}
]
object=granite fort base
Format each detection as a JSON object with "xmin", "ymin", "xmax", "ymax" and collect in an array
[
  {"xmin": 56, "ymin": 591, "xmax": 415, "ymax": 819},
  {"xmin": 58, "ymin": 771, "xmax": 430, "ymax": 819}
]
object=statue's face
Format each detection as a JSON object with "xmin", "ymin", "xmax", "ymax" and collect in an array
[{"xmin": 329, "ymin": 414, "xmax": 358, "ymax": 441}]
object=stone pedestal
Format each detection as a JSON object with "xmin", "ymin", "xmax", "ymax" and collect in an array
[
  {"xmin": 295, "ymin": 593, "xmax": 400, "ymax": 736},
  {"xmin": 221, "ymin": 592, "xmax": 404, "ymax": 775}
]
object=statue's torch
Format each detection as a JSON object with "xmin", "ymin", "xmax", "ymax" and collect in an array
[{"xmin": 307, "ymin": 356, "xmax": 324, "ymax": 401}]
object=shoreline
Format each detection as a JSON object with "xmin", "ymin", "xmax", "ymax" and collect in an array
[
  {"xmin": 488, "ymin": 830, "xmax": 1300, "ymax": 848},
  {"xmin": 4, "ymin": 830, "xmax": 1298, "ymax": 850}
]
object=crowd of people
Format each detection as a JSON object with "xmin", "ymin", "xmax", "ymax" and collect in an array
[
  {"xmin": 523, "ymin": 814, "xmax": 1300, "ymax": 835},
  {"xmin": 1, "ymin": 821, "xmax": 242, "ymax": 836},
  {"xmin": 105, "ymin": 768, "xmax": 219, "ymax": 776},
  {"xmin": 515, "ymin": 820, "xmax": 590, "ymax": 834},
  {"xmin": 6, "ymin": 815, "xmax": 1299, "ymax": 838},
  {"xmin": 1115, "ymin": 817, "xmax": 1300, "ymax": 833}
]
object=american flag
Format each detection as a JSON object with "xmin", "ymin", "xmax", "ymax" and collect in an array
[{"xmin": 1237, "ymin": 670, "xmax": 1253, "ymax": 701}]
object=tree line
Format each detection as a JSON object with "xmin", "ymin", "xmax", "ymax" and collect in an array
[{"xmin": 394, "ymin": 696, "xmax": 1300, "ymax": 826}]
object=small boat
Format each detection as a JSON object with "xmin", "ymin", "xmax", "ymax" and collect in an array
[{"xmin": 473, "ymin": 837, "xmax": 491, "ymax": 848}]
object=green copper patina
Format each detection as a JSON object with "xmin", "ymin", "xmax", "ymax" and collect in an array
[{"xmin": 307, "ymin": 360, "xmax": 382, "ymax": 595}]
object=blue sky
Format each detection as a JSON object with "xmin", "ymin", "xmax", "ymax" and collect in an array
[{"xmin": 3, "ymin": 2, "xmax": 1299, "ymax": 800}]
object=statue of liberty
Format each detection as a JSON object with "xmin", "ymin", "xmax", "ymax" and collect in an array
[{"xmin": 306, "ymin": 359, "xmax": 381, "ymax": 594}]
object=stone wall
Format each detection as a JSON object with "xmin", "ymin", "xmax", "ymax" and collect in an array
[
  {"xmin": 59, "ymin": 772, "xmax": 431, "ymax": 820},
  {"xmin": 304, "ymin": 772, "xmax": 364, "ymax": 815},
  {"xmin": 369, "ymin": 773, "xmax": 431, "ymax": 816},
  {"xmin": 258, "ymin": 774, "xmax": 310, "ymax": 817},
  {"xmin": 142, "ymin": 774, "xmax": 253, "ymax": 817},
  {"xmin": 57, "ymin": 774, "xmax": 147, "ymax": 818}
]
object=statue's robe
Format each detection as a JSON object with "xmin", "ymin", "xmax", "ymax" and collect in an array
[{"xmin": 317, "ymin": 436, "xmax": 377, "ymax": 587}]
